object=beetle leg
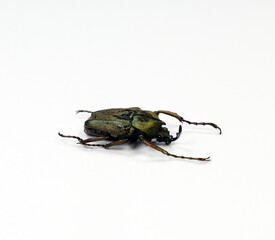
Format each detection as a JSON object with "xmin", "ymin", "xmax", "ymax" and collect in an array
[
  {"xmin": 76, "ymin": 110, "xmax": 93, "ymax": 114},
  {"xmin": 155, "ymin": 110, "xmax": 222, "ymax": 134},
  {"xmin": 59, "ymin": 133, "xmax": 128, "ymax": 148},
  {"xmin": 103, "ymin": 139, "xmax": 129, "ymax": 148},
  {"xmin": 80, "ymin": 139, "xmax": 128, "ymax": 148},
  {"xmin": 58, "ymin": 132, "xmax": 107, "ymax": 146},
  {"xmin": 81, "ymin": 136, "xmax": 107, "ymax": 144},
  {"xmin": 139, "ymin": 135, "xmax": 210, "ymax": 161},
  {"xmin": 58, "ymin": 132, "xmax": 85, "ymax": 142}
]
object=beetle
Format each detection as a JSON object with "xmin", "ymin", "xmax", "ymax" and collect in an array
[{"xmin": 59, "ymin": 107, "xmax": 221, "ymax": 161}]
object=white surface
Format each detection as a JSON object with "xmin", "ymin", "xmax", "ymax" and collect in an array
[{"xmin": 0, "ymin": 1, "xmax": 275, "ymax": 239}]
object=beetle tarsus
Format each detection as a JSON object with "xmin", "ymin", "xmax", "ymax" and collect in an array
[
  {"xmin": 168, "ymin": 155, "xmax": 211, "ymax": 161},
  {"xmin": 58, "ymin": 132, "xmax": 84, "ymax": 142},
  {"xmin": 76, "ymin": 110, "xmax": 93, "ymax": 114},
  {"xmin": 181, "ymin": 119, "xmax": 222, "ymax": 134}
]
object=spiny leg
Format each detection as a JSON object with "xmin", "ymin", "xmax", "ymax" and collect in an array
[
  {"xmin": 58, "ymin": 132, "xmax": 85, "ymax": 142},
  {"xmin": 180, "ymin": 119, "xmax": 222, "ymax": 134},
  {"xmin": 58, "ymin": 132, "xmax": 107, "ymax": 146},
  {"xmin": 139, "ymin": 135, "xmax": 210, "ymax": 161},
  {"xmin": 58, "ymin": 133, "xmax": 128, "ymax": 148},
  {"xmin": 155, "ymin": 110, "xmax": 222, "ymax": 134}
]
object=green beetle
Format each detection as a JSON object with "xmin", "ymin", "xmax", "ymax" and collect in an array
[{"xmin": 59, "ymin": 107, "xmax": 221, "ymax": 161}]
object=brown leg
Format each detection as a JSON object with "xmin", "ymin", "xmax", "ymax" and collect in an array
[
  {"xmin": 103, "ymin": 139, "xmax": 129, "ymax": 148},
  {"xmin": 155, "ymin": 110, "xmax": 222, "ymax": 134},
  {"xmin": 58, "ymin": 132, "xmax": 107, "ymax": 146},
  {"xmin": 58, "ymin": 133, "xmax": 128, "ymax": 148},
  {"xmin": 139, "ymin": 135, "xmax": 210, "ymax": 161},
  {"xmin": 81, "ymin": 136, "xmax": 106, "ymax": 144}
]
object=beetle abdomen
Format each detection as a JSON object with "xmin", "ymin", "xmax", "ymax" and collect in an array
[
  {"xmin": 84, "ymin": 119, "xmax": 133, "ymax": 139},
  {"xmin": 84, "ymin": 108, "xmax": 163, "ymax": 140}
]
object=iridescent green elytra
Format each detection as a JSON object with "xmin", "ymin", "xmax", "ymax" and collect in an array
[{"xmin": 59, "ymin": 107, "xmax": 221, "ymax": 161}]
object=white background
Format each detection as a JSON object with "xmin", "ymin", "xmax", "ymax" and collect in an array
[{"xmin": 0, "ymin": 0, "xmax": 274, "ymax": 239}]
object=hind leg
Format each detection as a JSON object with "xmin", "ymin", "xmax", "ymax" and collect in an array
[
  {"xmin": 58, "ymin": 132, "xmax": 107, "ymax": 146},
  {"xmin": 58, "ymin": 132, "xmax": 128, "ymax": 148}
]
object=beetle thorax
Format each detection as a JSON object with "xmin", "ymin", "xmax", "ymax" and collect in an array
[{"xmin": 131, "ymin": 115, "xmax": 164, "ymax": 139}]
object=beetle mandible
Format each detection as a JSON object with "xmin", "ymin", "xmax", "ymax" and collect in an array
[{"xmin": 59, "ymin": 107, "xmax": 221, "ymax": 161}]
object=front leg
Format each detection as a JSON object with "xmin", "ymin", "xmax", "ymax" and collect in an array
[{"xmin": 155, "ymin": 110, "xmax": 222, "ymax": 134}]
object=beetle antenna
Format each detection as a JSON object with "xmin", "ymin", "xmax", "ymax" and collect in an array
[{"xmin": 76, "ymin": 110, "xmax": 93, "ymax": 114}]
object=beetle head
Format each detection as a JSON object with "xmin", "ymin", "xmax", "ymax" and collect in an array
[{"xmin": 157, "ymin": 125, "xmax": 182, "ymax": 145}]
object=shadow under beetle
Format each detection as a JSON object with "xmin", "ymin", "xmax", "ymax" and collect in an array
[{"xmin": 59, "ymin": 107, "xmax": 221, "ymax": 161}]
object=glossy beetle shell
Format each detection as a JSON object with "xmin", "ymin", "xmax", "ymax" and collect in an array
[{"xmin": 84, "ymin": 107, "xmax": 165, "ymax": 140}]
